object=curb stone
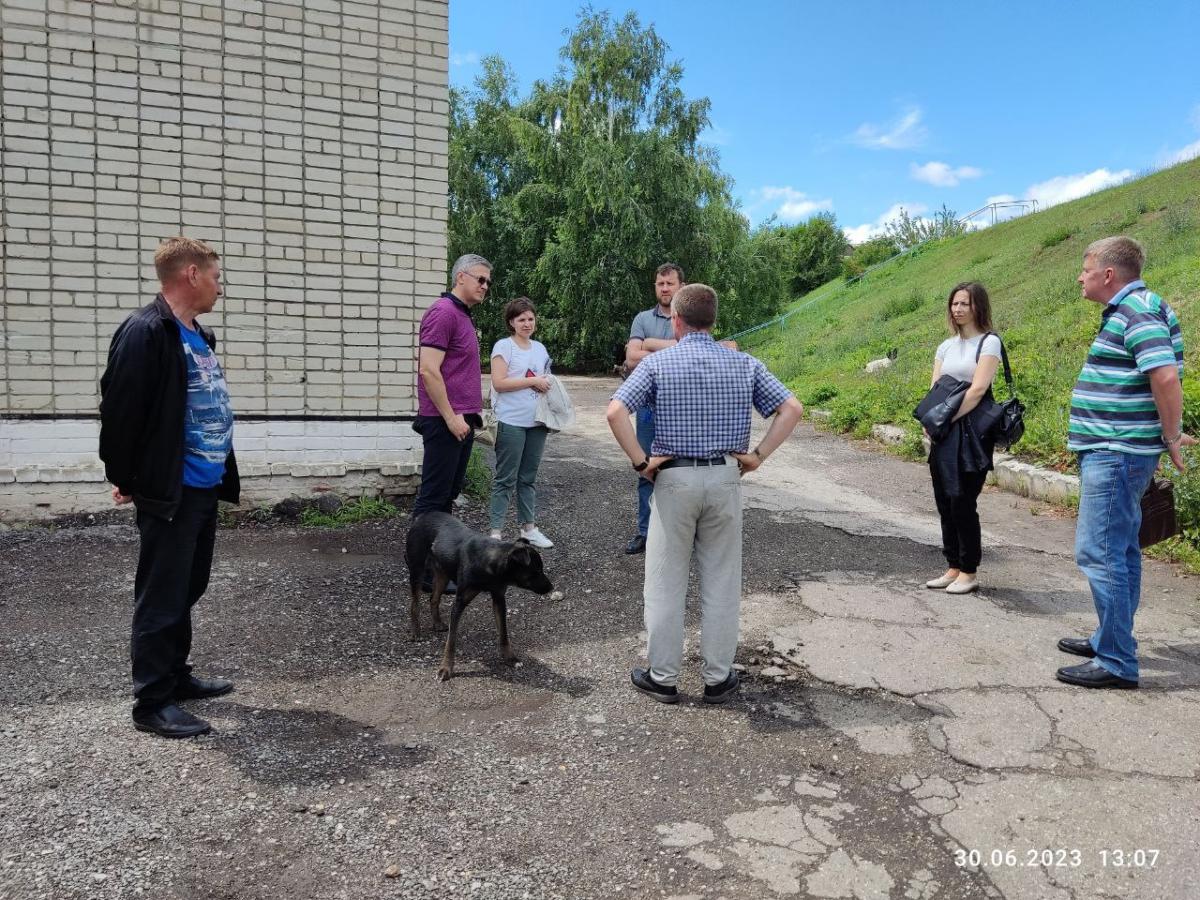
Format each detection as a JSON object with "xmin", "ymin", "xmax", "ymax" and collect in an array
[{"xmin": 813, "ymin": 411, "xmax": 1080, "ymax": 505}]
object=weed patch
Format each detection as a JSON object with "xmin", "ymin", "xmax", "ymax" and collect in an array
[
  {"xmin": 463, "ymin": 445, "xmax": 493, "ymax": 501},
  {"xmin": 881, "ymin": 291, "xmax": 924, "ymax": 320},
  {"xmin": 1039, "ymin": 226, "xmax": 1075, "ymax": 249},
  {"xmin": 301, "ymin": 496, "xmax": 399, "ymax": 527}
]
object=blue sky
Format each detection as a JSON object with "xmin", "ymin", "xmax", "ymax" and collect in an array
[{"xmin": 449, "ymin": 0, "xmax": 1200, "ymax": 241}]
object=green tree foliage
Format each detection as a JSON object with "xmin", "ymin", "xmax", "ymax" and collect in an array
[
  {"xmin": 883, "ymin": 204, "xmax": 967, "ymax": 249},
  {"xmin": 842, "ymin": 236, "xmax": 900, "ymax": 279},
  {"xmin": 776, "ymin": 213, "xmax": 851, "ymax": 295},
  {"xmin": 448, "ymin": 10, "xmax": 791, "ymax": 368}
]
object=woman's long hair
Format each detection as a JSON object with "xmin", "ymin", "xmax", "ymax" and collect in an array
[{"xmin": 945, "ymin": 281, "xmax": 993, "ymax": 334}]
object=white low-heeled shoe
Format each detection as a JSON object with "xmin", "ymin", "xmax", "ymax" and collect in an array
[
  {"xmin": 925, "ymin": 574, "xmax": 956, "ymax": 589},
  {"xmin": 945, "ymin": 577, "xmax": 979, "ymax": 594}
]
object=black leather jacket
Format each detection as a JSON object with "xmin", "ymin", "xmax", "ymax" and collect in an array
[
  {"xmin": 99, "ymin": 294, "xmax": 239, "ymax": 520},
  {"xmin": 928, "ymin": 400, "xmax": 995, "ymax": 497}
]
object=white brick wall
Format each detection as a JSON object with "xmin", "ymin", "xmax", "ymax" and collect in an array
[
  {"xmin": 0, "ymin": 416, "xmax": 423, "ymax": 520},
  {"xmin": 0, "ymin": 0, "xmax": 449, "ymax": 515}
]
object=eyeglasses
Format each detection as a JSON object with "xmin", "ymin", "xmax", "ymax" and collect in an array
[{"xmin": 467, "ymin": 275, "xmax": 492, "ymax": 287}]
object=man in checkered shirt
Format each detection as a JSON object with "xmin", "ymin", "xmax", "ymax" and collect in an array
[{"xmin": 607, "ymin": 283, "xmax": 803, "ymax": 705}]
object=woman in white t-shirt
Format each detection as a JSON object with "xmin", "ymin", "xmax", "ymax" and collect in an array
[
  {"xmin": 488, "ymin": 298, "xmax": 554, "ymax": 548},
  {"xmin": 925, "ymin": 282, "xmax": 1002, "ymax": 595}
]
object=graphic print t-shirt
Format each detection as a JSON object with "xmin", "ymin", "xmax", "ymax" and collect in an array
[{"xmin": 178, "ymin": 320, "xmax": 234, "ymax": 488}]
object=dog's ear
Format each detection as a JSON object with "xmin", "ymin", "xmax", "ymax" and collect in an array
[{"xmin": 508, "ymin": 543, "xmax": 535, "ymax": 567}]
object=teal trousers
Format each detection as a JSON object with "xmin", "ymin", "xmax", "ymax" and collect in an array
[{"xmin": 489, "ymin": 422, "xmax": 549, "ymax": 530}]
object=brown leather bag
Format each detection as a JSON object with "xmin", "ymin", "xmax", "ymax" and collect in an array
[{"xmin": 1139, "ymin": 478, "xmax": 1180, "ymax": 548}]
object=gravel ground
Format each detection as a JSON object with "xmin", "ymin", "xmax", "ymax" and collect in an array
[{"xmin": 1, "ymin": 424, "xmax": 996, "ymax": 900}]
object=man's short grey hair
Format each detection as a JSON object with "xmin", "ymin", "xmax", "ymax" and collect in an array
[
  {"xmin": 672, "ymin": 283, "xmax": 717, "ymax": 330},
  {"xmin": 1085, "ymin": 236, "xmax": 1145, "ymax": 278},
  {"xmin": 450, "ymin": 253, "xmax": 492, "ymax": 286}
]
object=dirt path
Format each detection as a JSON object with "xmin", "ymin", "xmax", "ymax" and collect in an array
[{"xmin": 2, "ymin": 376, "xmax": 1198, "ymax": 899}]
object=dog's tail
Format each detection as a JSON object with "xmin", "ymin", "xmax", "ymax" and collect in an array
[{"xmin": 404, "ymin": 525, "xmax": 430, "ymax": 589}]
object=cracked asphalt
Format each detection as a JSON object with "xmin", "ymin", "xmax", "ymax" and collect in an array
[{"xmin": 2, "ymin": 375, "xmax": 1199, "ymax": 899}]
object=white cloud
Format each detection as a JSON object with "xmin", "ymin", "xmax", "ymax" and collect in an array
[
  {"xmin": 910, "ymin": 160, "xmax": 983, "ymax": 187},
  {"xmin": 842, "ymin": 202, "xmax": 928, "ymax": 244},
  {"xmin": 1164, "ymin": 138, "xmax": 1200, "ymax": 165},
  {"xmin": 1024, "ymin": 168, "xmax": 1134, "ymax": 207},
  {"xmin": 1155, "ymin": 104, "xmax": 1200, "ymax": 166},
  {"xmin": 450, "ymin": 51, "xmax": 480, "ymax": 67},
  {"xmin": 755, "ymin": 186, "xmax": 834, "ymax": 222},
  {"xmin": 851, "ymin": 106, "xmax": 927, "ymax": 150}
]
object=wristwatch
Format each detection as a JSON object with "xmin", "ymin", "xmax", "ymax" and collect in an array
[{"xmin": 633, "ymin": 457, "xmax": 649, "ymax": 472}]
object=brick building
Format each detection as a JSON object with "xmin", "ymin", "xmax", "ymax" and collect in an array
[{"xmin": 0, "ymin": 0, "xmax": 449, "ymax": 519}]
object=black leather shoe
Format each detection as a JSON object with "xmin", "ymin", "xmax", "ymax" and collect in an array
[
  {"xmin": 1055, "ymin": 660, "xmax": 1137, "ymax": 690},
  {"xmin": 703, "ymin": 670, "xmax": 740, "ymax": 704},
  {"xmin": 133, "ymin": 703, "xmax": 212, "ymax": 738},
  {"xmin": 1057, "ymin": 637, "xmax": 1096, "ymax": 658},
  {"xmin": 174, "ymin": 675, "xmax": 234, "ymax": 701},
  {"xmin": 624, "ymin": 534, "xmax": 647, "ymax": 555},
  {"xmin": 630, "ymin": 667, "xmax": 679, "ymax": 703}
]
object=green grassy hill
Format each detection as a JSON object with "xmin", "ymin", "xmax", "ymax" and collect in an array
[{"xmin": 745, "ymin": 158, "xmax": 1200, "ymax": 470}]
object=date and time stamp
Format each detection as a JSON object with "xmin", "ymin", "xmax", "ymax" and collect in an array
[{"xmin": 954, "ymin": 847, "xmax": 1161, "ymax": 869}]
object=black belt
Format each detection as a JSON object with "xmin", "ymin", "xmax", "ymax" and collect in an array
[{"xmin": 658, "ymin": 457, "xmax": 726, "ymax": 471}]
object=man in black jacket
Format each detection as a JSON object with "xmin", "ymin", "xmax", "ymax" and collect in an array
[{"xmin": 100, "ymin": 236, "xmax": 240, "ymax": 739}]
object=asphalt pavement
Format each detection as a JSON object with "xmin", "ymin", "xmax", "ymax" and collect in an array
[{"xmin": 1, "ymin": 375, "xmax": 1197, "ymax": 900}]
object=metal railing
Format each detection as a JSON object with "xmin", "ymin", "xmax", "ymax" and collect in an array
[{"xmin": 958, "ymin": 199, "xmax": 1039, "ymax": 228}]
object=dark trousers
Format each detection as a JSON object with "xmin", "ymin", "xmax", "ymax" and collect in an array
[
  {"xmin": 930, "ymin": 464, "xmax": 987, "ymax": 574},
  {"xmin": 635, "ymin": 408, "xmax": 655, "ymax": 537},
  {"xmin": 412, "ymin": 415, "xmax": 476, "ymax": 518},
  {"xmin": 132, "ymin": 486, "xmax": 219, "ymax": 712}
]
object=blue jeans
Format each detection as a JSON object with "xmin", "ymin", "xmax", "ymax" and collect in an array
[
  {"xmin": 1074, "ymin": 449, "xmax": 1160, "ymax": 681},
  {"xmin": 635, "ymin": 408, "xmax": 655, "ymax": 537}
]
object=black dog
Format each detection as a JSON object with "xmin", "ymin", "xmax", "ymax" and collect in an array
[{"xmin": 405, "ymin": 511, "xmax": 553, "ymax": 681}]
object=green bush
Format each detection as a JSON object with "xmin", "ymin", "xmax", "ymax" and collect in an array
[
  {"xmin": 1166, "ymin": 448, "xmax": 1200, "ymax": 541},
  {"xmin": 1182, "ymin": 377, "xmax": 1200, "ymax": 434},
  {"xmin": 804, "ymin": 383, "xmax": 839, "ymax": 406},
  {"xmin": 828, "ymin": 390, "xmax": 873, "ymax": 433}
]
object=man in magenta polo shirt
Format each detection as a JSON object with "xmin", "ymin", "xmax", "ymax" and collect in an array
[{"xmin": 413, "ymin": 254, "xmax": 491, "ymax": 524}]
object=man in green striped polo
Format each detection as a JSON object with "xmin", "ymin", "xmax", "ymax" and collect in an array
[{"xmin": 1057, "ymin": 236, "xmax": 1194, "ymax": 689}]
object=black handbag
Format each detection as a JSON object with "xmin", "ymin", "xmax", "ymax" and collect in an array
[
  {"xmin": 972, "ymin": 334, "xmax": 1025, "ymax": 449},
  {"xmin": 913, "ymin": 374, "xmax": 969, "ymax": 442},
  {"xmin": 1139, "ymin": 478, "xmax": 1180, "ymax": 547}
]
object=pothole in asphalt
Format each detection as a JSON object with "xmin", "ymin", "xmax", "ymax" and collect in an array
[{"xmin": 204, "ymin": 701, "xmax": 430, "ymax": 786}]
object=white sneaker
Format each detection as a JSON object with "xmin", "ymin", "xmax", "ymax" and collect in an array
[
  {"xmin": 489, "ymin": 530, "xmax": 502, "ymax": 540},
  {"xmin": 520, "ymin": 527, "xmax": 554, "ymax": 549}
]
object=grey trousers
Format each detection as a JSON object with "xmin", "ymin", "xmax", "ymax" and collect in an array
[{"xmin": 643, "ymin": 461, "xmax": 742, "ymax": 687}]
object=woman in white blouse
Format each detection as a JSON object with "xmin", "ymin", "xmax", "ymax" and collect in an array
[
  {"xmin": 925, "ymin": 282, "xmax": 1002, "ymax": 595},
  {"xmin": 488, "ymin": 297, "xmax": 554, "ymax": 548}
]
